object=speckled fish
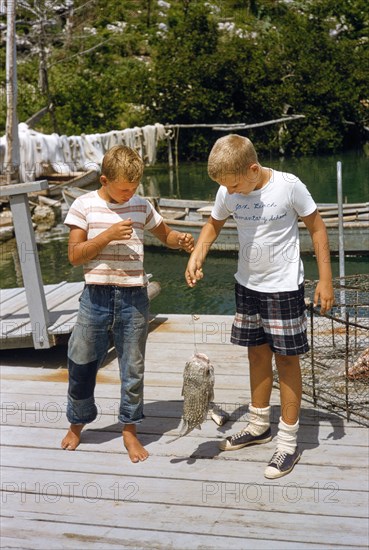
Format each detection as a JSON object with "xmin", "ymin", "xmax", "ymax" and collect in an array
[{"xmin": 168, "ymin": 352, "xmax": 215, "ymax": 442}]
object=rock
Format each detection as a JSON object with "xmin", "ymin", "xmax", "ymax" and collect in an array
[
  {"xmin": 0, "ymin": 210, "xmax": 13, "ymax": 227},
  {"xmin": 32, "ymin": 205, "xmax": 56, "ymax": 232},
  {"xmin": 0, "ymin": 226, "xmax": 14, "ymax": 242}
]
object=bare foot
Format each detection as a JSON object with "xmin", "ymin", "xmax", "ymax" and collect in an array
[
  {"xmin": 123, "ymin": 424, "xmax": 149, "ymax": 463},
  {"xmin": 61, "ymin": 424, "xmax": 84, "ymax": 450}
]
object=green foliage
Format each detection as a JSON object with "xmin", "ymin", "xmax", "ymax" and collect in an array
[{"xmin": 1, "ymin": 0, "xmax": 368, "ymax": 158}]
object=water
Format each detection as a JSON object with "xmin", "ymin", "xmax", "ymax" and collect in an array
[
  {"xmin": 1, "ymin": 151, "xmax": 368, "ymax": 315},
  {"xmin": 143, "ymin": 149, "xmax": 369, "ymax": 204}
]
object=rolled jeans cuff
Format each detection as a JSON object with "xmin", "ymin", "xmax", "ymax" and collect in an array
[
  {"xmin": 66, "ymin": 394, "xmax": 98, "ymax": 425},
  {"xmin": 118, "ymin": 413, "xmax": 145, "ymax": 426}
]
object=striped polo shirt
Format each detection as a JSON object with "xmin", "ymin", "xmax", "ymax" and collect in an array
[{"xmin": 64, "ymin": 190, "xmax": 163, "ymax": 286}]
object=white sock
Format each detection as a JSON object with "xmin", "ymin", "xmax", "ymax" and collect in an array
[
  {"xmin": 276, "ymin": 417, "xmax": 299, "ymax": 454},
  {"xmin": 246, "ymin": 404, "xmax": 271, "ymax": 436}
]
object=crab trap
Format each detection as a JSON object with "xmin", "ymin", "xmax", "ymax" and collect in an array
[{"xmin": 276, "ymin": 274, "xmax": 369, "ymax": 426}]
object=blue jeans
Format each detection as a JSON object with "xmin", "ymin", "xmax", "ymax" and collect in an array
[{"xmin": 66, "ymin": 285, "xmax": 149, "ymax": 425}]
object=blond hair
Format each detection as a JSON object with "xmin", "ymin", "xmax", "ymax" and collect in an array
[
  {"xmin": 207, "ymin": 134, "xmax": 259, "ymax": 181},
  {"xmin": 101, "ymin": 145, "xmax": 144, "ymax": 182}
]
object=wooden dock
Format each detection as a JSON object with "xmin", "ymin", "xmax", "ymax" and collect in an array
[
  {"xmin": 0, "ymin": 282, "xmax": 84, "ymax": 349},
  {"xmin": 0, "ymin": 281, "xmax": 161, "ymax": 350},
  {"xmin": 1, "ymin": 314, "xmax": 368, "ymax": 549}
]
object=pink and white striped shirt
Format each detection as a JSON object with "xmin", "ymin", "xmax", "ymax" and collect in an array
[{"xmin": 64, "ymin": 190, "xmax": 163, "ymax": 286}]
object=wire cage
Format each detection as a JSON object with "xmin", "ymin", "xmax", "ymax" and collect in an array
[{"xmin": 275, "ymin": 274, "xmax": 369, "ymax": 426}]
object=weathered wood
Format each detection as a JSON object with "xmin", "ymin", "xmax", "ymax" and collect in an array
[
  {"xmin": 2, "ymin": 464, "xmax": 367, "ymax": 518},
  {"xmin": 0, "ymin": 180, "xmax": 49, "ymax": 197},
  {"xmin": 0, "ymin": 518, "xmax": 329, "ymax": 550},
  {"xmin": 163, "ymin": 116, "xmax": 306, "ymax": 131},
  {"xmin": 4, "ymin": 0, "xmax": 19, "ymax": 185},
  {"xmin": 1, "ymin": 446, "xmax": 366, "ymax": 492},
  {"xmin": 2, "ymin": 408, "xmax": 367, "ymax": 449},
  {"xmin": 0, "ymin": 281, "xmax": 161, "ymax": 349},
  {"xmin": 2, "ymin": 493, "xmax": 367, "ymax": 547},
  {"xmin": 1, "ymin": 314, "xmax": 368, "ymax": 549},
  {"xmin": 8, "ymin": 193, "xmax": 51, "ymax": 348}
]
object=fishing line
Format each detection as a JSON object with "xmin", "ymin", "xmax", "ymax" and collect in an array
[{"xmin": 191, "ymin": 313, "xmax": 200, "ymax": 354}]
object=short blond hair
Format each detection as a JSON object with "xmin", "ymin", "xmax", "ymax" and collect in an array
[
  {"xmin": 208, "ymin": 134, "xmax": 259, "ymax": 181},
  {"xmin": 101, "ymin": 145, "xmax": 144, "ymax": 182}
]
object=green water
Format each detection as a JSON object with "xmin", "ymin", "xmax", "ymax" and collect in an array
[
  {"xmin": 1, "ymin": 151, "xmax": 368, "ymax": 315},
  {"xmin": 142, "ymin": 150, "xmax": 369, "ymax": 204}
]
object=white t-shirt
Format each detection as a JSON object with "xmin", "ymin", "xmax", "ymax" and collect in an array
[
  {"xmin": 211, "ymin": 169, "xmax": 317, "ymax": 292},
  {"xmin": 64, "ymin": 190, "xmax": 163, "ymax": 286}
]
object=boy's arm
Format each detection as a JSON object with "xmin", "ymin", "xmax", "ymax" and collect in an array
[
  {"xmin": 185, "ymin": 216, "xmax": 227, "ymax": 287},
  {"xmin": 68, "ymin": 220, "xmax": 133, "ymax": 266},
  {"xmin": 150, "ymin": 221, "xmax": 195, "ymax": 253},
  {"xmin": 301, "ymin": 209, "xmax": 334, "ymax": 314}
]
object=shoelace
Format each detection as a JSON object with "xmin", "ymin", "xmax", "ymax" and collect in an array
[
  {"xmin": 270, "ymin": 451, "xmax": 288, "ymax": 467},
  {"xmin": 230, "ymin": 427, "xmax": 250, "ymax": 442}
]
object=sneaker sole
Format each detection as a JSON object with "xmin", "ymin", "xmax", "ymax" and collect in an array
[
  {"xmin": 219, "ymin": 434, "xmax": 272, "ymax": 451},
  {"xmin": 264, "ymin": 453, "xmax": 301, "ymax": 479}
]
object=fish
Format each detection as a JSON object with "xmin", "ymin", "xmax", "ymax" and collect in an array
[
  {"xmin": 168, "ymin": 352, "xmax": 215, "ymax": 442},
  {"xmin": 210, "ymin": 403, "xmax": 230, "ymax": 426}
]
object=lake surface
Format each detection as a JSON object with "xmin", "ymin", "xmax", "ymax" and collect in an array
[{"xmin": 1, "ymin": 150, "xmax": 368, "ymax": 315}]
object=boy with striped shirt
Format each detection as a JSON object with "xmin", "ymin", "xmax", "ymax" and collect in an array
[{"xmin": 62, "ymin": 145, "xmax": 194, "ymax": 462}]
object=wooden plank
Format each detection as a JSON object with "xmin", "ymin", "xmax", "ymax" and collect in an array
[
  {"xmin": 0, "ymin": 180, "xmax": 48, "ymax": 197},
  {"xmin": 1, "ymin": 281, "xmax": 162, "ymax": 345},
  {"xmin": 1, "ymin": 408, "xmax": 367, "ymax": 448},
  {"xmin": 0, "ymin": 287, "xmax": 24, "ymax": 304},
  {"xmin": 0, "ymin": 381, "xmax": 251, "ymax": 404},
  {"xmin": 2, "ymin": 518, "xmax": 328, "ymax": 550},
  {"xmin": 1, "ymin": 425, "xmax": 368, "ymax": 468},
  {"xmin": 0, "ymin": 518, "xmax": 344, "ymax": 550},
  {"xmin": 2, "ymin": 495, "xmax": 367, "ymax": 547},
  {"xmin": 1, "ymin": 446, "xmax": 367, "ymax": 492},
  {"xmin": 0, "ymin": 368, "xmax": 249, "ymax": 390},
  {"xmin": 0, "ymin": 282, "xmax": 69, "ymax": 319},
  {"xmin": 0, "ymin": 390, "xmax": 360, "ymax": 428},
  {"xmin": 2, "ymin": 464, "xmax": 367, "ymax": 518},
  {"xmin": 1, "ymin": 283, "xmax": 84, "ymax": 346}
]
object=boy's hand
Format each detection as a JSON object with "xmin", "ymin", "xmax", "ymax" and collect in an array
[
  {"xmin": 178, "ymin": 232, "xmax": 195, "ymax": 253},
  {"xmin": 185, "ymin": 256, "xmax": 204, "ymax": 287},
  {"xmin": 314, "ymin": 280, "xmax": 334, "ymax": 315},
  {"xmin": 107, "ymin": 219, "xmax": 133, "ymax": 241}
]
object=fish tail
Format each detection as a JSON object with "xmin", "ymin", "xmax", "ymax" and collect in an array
[{"xmin": 166, "ymin": 423, "xmax": 192, "ymax": 444}]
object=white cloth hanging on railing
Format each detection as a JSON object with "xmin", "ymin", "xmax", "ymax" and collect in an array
[{"xmin": 0, "ymin": 122, "xmax": 169, "ymax": 182}]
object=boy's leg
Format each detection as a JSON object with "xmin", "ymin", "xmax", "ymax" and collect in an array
[
  {"xmin": 259, "ymin": 284, "xmax": 306, "ymax": 478},
  {"xmin": 219, "ymin": 344, "xmax": 273, "ymax": 451},
  {"xmin": 114, "ymin": 287, "xmax": 150, "ymax": 462},
  {"xmin": 264, "ymin": 351, "xmax": 303, "ymax": 479},
  {"xmin": 249, "ymin": 343, "xmax": 274, "ymax": 409},
  {"xmin": 220, "ymin": 284, "xmax": 273, "ymax": 451},
  {"xmin": 275, "ymin": 354, "xmax": 302, "ymax": 425},
  {"xmin": 62, "ymin": 286, "xmax": 111, "ymax": 450}
]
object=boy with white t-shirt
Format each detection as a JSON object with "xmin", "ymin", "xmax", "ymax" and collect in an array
[
  {"xmin": 185, "ymin": 134, "xmax": 334, "ymax": 478},
  {"xmin": 62, "ymin": 145, "xmax": 194, "ymax": 462}
]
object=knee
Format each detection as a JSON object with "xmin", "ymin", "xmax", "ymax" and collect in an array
[
  {"xmin": 68, "ymin": 358, "xmax": 98, "ymax": 399},
  {"xmin": 276, "ymin": 354, "xmax": 299, "ymax": 368},
  {"xmin": 248, "ymin": 344, "xmax": 272, "ymax": 362}
]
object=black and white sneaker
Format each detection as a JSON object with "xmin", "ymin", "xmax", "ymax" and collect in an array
[
  {"xmin": 264, "ymin": 448, "xmax": 301, "ymax": 479},
  {"xmin": 219, "ymin": 427, "xmax": 272, "ymax": 451}
]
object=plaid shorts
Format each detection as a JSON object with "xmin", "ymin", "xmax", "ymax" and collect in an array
[{"xmin": 231, "ymin": 282, "xmax": 309, "ymax": 356}]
